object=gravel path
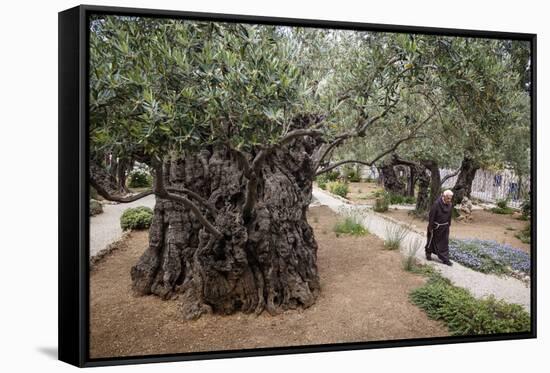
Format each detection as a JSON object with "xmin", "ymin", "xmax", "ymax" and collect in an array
[
  {"xmin": 312, "ymin": 187, "xmax": 531, "ymax": 311},
  {"xmin": 90, "ymin": 194, "xmax": 156, "ymax": 257}
]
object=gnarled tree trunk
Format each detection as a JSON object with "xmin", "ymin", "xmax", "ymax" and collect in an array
[
  {"xmin": 407, "ymin": 166, "xmax": 416, "ymax": 197},
  {"xmin": 379, "ymin": 163, "xmax": 406, "ymax": 195},
  {"xmin": 422, "ymin": 159, "xmax": 441, "ymax": 209},
  {"xmin": 130, "ymin": 137, "xmax": 321, "ymax": 319},
  {"xmin": 90, "ymin": 160, "xmax": 122, "ymax": 197},
  {"xmin": 414, "ymin": 166, "xmax": 431, "ymax": 217},
  {"xmin": 452, "ymin": 156, "xmax": 480, "ymax": 205}
]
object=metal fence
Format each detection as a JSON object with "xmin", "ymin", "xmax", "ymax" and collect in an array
[
  {"xmin": 358, "ymin": 166, "xmax": 529, "ymax": 208},
  {"xmin": 440, "ymin": 168, "xmax": 529, "ymax": 208}
]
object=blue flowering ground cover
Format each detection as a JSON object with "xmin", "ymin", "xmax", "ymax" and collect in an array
[{"xmin": 448, "ymin": 238, "xmax": 530, "ymax": 276}]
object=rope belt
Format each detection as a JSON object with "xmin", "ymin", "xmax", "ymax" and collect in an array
[
  {"xmin": 426, "ymin": 221, "xmax": 449, "ymax": 250},
  {"xmin": 433, "ymin": 221, "xmax": 449, "ymax": 229}
]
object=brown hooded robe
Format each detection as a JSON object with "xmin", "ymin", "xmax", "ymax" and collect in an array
[{"xmin": 425, "ymin": 196, "xmax": 453, "ymax": 262}]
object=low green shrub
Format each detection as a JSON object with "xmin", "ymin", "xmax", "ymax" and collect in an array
[
  {"xmin": 325, "ymin": 170, "xmax": 340, "ymax": 181},
  {"xmin": 90, "ymin": 186, "xmax": 98, "ymax": 200},
  {"xmin": 328, "ymin": 181, "xmax": 349, "ymax": 198},
  {"xmin": 316, "ymin": 174, "xmax": 329, "ymax": 190},
  {"xmin": 333, "ymin": 216, "xmax": 368, "ymax": 236},
  {"xmin": 490, "ymin": 199, "xmax": 515, "ymax": 214},
  {"xmin": 490, "ymin": 206, "xmax": 515, "ymax": 215},
  {"xmin": 128, "ymin": 169, "xmax": 153, "ymax": 188},
  {"xmin": 521, "ymin": 195, "xmax": 531, "ymax": 219},
  {"xmin": 496, "ymin": 198, "xmax": 509, "ymax": 209},
  {"xmin": 120, "ymin": 206, "xmax": 154, "ymax": 231},
  {"xmin": 373, "ymin": 190, "xmax": 390, "ymax": 212},
  {"xmin": 515, "ymin": 223, "xmax": 531, "ymax": 244},
  {"xmin": 410, "ymin": 274, "xmax": 530, "ymax": 335},
  {"xmin": 343, "ymin": 166, "xmax": 361, "ymax": 182},
  {"xmin": 90, "ymin": 199, "xmax": 103, "ymax": 216}
]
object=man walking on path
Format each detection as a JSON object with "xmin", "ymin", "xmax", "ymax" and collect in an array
[{"xmin": 425, "ymin": 190, "xmax": 454, "ymax": 266}]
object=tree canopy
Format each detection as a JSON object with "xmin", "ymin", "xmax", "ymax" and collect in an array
[{"xmin": 90, "ymin": 15, "xmax": 531, "ymax": 185}]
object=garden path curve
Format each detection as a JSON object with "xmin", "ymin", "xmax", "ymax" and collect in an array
[
  {"xmin": 90, "ymin": 194, "xmax": 156, "ymax": 257},
  {"xmin": 312, "ymin": 187, "xmax": 531, "ymax": 311}
]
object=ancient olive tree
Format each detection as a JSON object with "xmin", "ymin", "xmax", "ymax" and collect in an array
[
  {"xmin": 331, "ymin": 35, "xmax": 531, "ymax": 215},
  {"xmin": 90, "ymin": 17, "xmax": 334, "ymax": 319},
  {"xmin": 90, "ymin": 17, "xmax": 424, "ymax": 319}
]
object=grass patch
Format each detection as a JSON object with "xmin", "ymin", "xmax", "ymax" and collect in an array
[
  {"xmin": 515, "ymin": 223, "xmax": 531, "ymax": 244},
  {"xmin": 333, "ymin": 216, "xmax": 368, "ymax": 236},
  {"xmin": 403, "ymin": 237, "xmax": 423, "ymax": 271},
  {"xmin": 410, "ymin": 273, "xmax": 530, "ymax": 335},
  {"xmin": 490, "ymin": 206, "xmax": 515, "ymax": 215},
  {"xmin": 384, "ymin": 223, "xmax": 410, "ymax": 250},
  {"xmin": 490, "ymin": 198, "xmax": 516, "ymax": 215},
  {"xmin": 388, "ymin": 193, "xmax": 416, "ymax": 205}
]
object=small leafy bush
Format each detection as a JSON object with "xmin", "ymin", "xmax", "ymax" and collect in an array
[
  {"xmin": 448, "ymin": 238, "xmax": 530, "ymax": 275},
  {"xmin": 410, "ymin": 274, "xmax": 530, "ymax": 335},
  {"xmin": 515, "ymin": 223, "xmax": 531, "ymax": 244},
  {"xmin": 316, "ymin": 174, "xmax": 329, "ymax": 190},
  {"xmin": 90, "ymin": 186, "xmax": 99, "ymax": 200},
  {"xmin": 325, "ymin": 170, "xmax": 340, "ymax": 181},
  {"xmin": 491, "ymin": 198, "xmax": 515, "ymax": 215},
  {"xmin": 373, "ymin": 191, "xmax": 390, "ymax": 212},
  {"xmin": 333, "ymin": 216, "xmax": 368, "ymax": 236},
  {"xmin": 520, "ymin": 195, "xmax": 531, "ymax": 219},
  {"xmin": 90, "ymin": 199, "xmax": 103, "ymax": 216},
  {"xmin": 328, "ymin": 181, "xmax": 349, "ymax": 198},
  {"xmin": 343, "ymin": 166, "xmax": 361, "ymax": 182},
  {"xmin": 497, "ymin": 198, "xmax": 509, "ymax": 209},
  {"xmin": 120, "ymin": 206, "xmax": 154, "ymax": 231},
  {"xmin": 128, "ymin": 169, "xmax": 153, "ymax": 188},
  {"xmin": 386, "ymin": 193, "xmax": 416, "ymax": 205}
]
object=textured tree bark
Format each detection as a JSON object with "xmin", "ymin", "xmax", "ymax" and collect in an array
[
  {"xmin": 413, "ymin": 167, "xmax": 431, "ymax": 218},
  {"xmin": 451, "ymin": 156, "xmax": 480, "ymax": 205},
  {"xmin": 388, "ymin": 155, "xmax": 430, "ymax": 217},
  {"xmin": 90, "ymin": 160, "xmax": 122, "ymax": 197},
  {"xmin": 420, "ymin": 159, "xmax": 441, "ymax": 209},
  {"xmin": 379, "ymin": 163, "xmax": 406, "ymax": 195},
  {"xmin": 130, "ymin": 136, "xmax": 321, "ymax": 319},
  {"xmin": 116, "ymin": 158, "xmax": 132, "ymax": 194},
  {"xmin": 407, "ymin": 166, "xmax": 416, "ymax": 197}
]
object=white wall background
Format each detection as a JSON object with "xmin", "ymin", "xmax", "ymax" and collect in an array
[{"xmin": 0, "ymin": 0, "xmax": 547, "ymax": 371}]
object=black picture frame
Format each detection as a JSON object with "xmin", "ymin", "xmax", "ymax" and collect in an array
[{"xmin": 59, "ymin": 4, "xmax": 537, "ymax": 368}]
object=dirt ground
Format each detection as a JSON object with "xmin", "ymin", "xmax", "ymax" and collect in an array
[
  {"xmin": 90, "ymin": 206, "xmax": 448, "ymax": 359},
  {"xmin": 346, "ymin": 181, "xmax": 384, "ymax": 204},
  {"xmin": 383, "ymin": 208, "xmax": 530, "ymax": 252}
]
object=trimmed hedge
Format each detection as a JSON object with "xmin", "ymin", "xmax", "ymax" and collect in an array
[{"xmin": 120, "ymin": 206, "xmax": 154, "ymax": 231}]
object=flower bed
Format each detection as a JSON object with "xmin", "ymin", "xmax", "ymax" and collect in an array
[{"xmin": 448, "ymin": 238, "xmax": 530, "ymax": 277}]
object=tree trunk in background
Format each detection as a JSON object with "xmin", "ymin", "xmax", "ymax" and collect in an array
[
  {"xmin": 379, "ymin": 163, "xmax": 406, "ymax": 195},
  {"xmin": 406, "ymin": 166, "xmax": 416, "ymax": 197},
  {"xmin": 130, "ymin": 136, "xmax": 321, "ymax": 319},
  {"xmin": 116, "ymin": 158, "xmax": 132, "ymax": 194},
  {"xmin": 452, "ymin": 156, "xmax": 480, "ymax": 205},
  {"xmin": 90, "ymin": 160, "xmax": 122, "ymax": 197},
  {"xmin": 414, "ymin": 166, "xmax": 431, "ymax": 217},
  {"xmin": 422, "ymin": 159, "xmax": 441, "ymax": 210}
]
